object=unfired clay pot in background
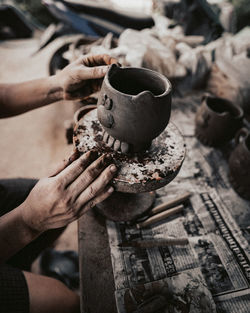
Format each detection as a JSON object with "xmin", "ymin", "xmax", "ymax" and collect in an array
[
  {"xmin": 195, "ymin": 94, "xmax": 243, "ymax": 147},
  {"xmin": 74, "ymin": 105, "xmax": 97, "ymax": 124},
  {"xmin": 97, "ymin": 64, "xmax": 172, "ymax": 153},
  {"xmin": 229, "ymin": 128, "xmax": 250, "ymax": 200}
]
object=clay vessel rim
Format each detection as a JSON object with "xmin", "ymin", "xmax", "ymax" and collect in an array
[
  {"xmin": 105, "ymin": 65, "xmax": 172, "ymax": 98},
  {"xmin": 205, "ymin": 97, "xmax": 243, "ymax": 119}
]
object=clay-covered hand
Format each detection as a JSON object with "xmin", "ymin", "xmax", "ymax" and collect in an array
[
  {"xmin": 56, "ymin": 54, "xmax": 118, "ymax": 100},
  {"xmin": 20, "ymin": 151, "xmax": 116, "ymax": 233}
]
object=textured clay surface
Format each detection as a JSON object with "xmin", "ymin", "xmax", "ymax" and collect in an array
[{"xmin": 74, "ymin": 109, "xmax": 185, "ymax": 193}]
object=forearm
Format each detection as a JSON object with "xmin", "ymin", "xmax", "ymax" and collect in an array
[
  {"xmin": 0, "ymin": 75, "xmax": 63, "ymax": 118},
  {"xmin": 0, "ymin": 205, "xmax": 41, "ymax": 264}
]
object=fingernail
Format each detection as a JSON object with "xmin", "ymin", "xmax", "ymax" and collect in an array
[
  {"xmin": 105, "ymin": 153, "xmax": 112, "ymax": 160},
  {"xmin": 104, "ymin": 154, "xmax": 112, "ymax": 164},
  {"xmin": 89, "ymin": 150, "xmax": 99, "ymax": 160},
  {"xmin": 110, "ymin": 164, "xmax": 117, "ymax": 172},
  {"xmin": 68, "ymin": 150, "xmax": 80, "ymax": 163},
  {"xmin": 107, "ymin": 186, "xmax": 114, "ymax": 193}
]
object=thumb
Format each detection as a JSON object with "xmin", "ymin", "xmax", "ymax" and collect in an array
[{"xmin": 77, "ymin": 65, "xmax": 109, "ymax": 80}]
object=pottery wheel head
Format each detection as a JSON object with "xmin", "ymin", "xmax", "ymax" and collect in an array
[{"xmin": 74, "ymin": 109, "xmax": 185, "ymax": 193}]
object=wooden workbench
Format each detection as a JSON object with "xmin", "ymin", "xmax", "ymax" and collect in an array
[{"xmin": 78, "ymin": 210, "xmax": 116, "ymax": 313}]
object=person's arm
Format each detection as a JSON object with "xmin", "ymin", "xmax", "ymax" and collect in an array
[
  {"xmin": 0, "ymin": 150, "xmax": 116, "ymax": 264},
  {"xmin": 0, "ymin": 54, "xmax": 117, "ymax": 118},
  {"xmin": 0, "ymin": 77, "xmax": 63, "ymax": 117},
  {"xmin": 0, "ymin": 205, "xmax": 41, "ymax": 261}
]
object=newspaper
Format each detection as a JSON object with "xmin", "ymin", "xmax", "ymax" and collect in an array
[{"xmin": 106, "ymin": 99, "xmax": 250, "ymax": 313}]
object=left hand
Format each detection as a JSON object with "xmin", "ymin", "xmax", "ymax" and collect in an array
[
  {"xmin": 56, "ymin": 54, "xmax": 118, "ymax": 100},
  {"xmin": 20, "ymin": 150, "xmax": 117, "ymax": 232}
]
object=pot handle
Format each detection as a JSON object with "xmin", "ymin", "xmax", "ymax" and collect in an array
[{"xmin": 235, "ymin": 128, "xmax": 249, "ymax": 145}]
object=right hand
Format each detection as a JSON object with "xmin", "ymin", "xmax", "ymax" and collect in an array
[
  {"xmin": 56, "ymin": 54, "xmax": 119, "ymax": 100},
  {"xmin": 20, "ymin": 151, "xmax": 116, "ymax": 233}
]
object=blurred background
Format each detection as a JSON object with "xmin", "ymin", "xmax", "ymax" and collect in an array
[
  {"xmin": 0, "ymin": 0, "xmax": 250, "ymax": 279},
  {"xmin": 1, "ymin": 0, "xmax": 250, "ymax": 38}
]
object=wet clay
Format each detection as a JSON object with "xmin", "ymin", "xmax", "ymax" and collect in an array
[{"xmin": 97, "ymin": 64, "xmax": 172, "ymax": 153}]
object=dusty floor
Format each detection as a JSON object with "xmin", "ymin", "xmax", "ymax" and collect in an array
[{"xmin": 0, "ymin": 38, "xmax": 79, "ymax": 256}]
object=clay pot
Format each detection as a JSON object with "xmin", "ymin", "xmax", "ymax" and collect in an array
[
  {"xmin": 229, "ymin": 128, "xmax": 250, "ymax": 200},
  {"xmin": 74, "ymin": 104, "xmax": 97, "ymax": 123},
  {"xmin": 97, "ymin": 64, "xmax": 172, "ymax": 153},
  {"xmin": 195, "ymin": 94, "xmax": 243, "ymax": 147}
]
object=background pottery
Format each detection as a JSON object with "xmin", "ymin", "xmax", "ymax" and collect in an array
[
  {"xmin": 73, "ymin": 104, "xmax": 97, "ymax": 124},
  {"xmin": 229, "ymin": 128, "xmax": 250, "ymax": 200},
  {"xmin": 195, "ymin": 94, "xmax": 243, "ymax": 147},
  {"xmin": 97, "ymin": 64, "xmax": 172, "ymax": 153}
]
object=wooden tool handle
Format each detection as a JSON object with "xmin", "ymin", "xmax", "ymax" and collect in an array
[
  {"xmin": 137, "ymin": 204, "xmax": 184, "ymax": 228},
  {"xmin": 150, "ymin": 191, "xmax": 192, "ymax": 215}
]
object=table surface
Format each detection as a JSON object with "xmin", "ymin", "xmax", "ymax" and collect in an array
[
  {"xmin": 78, "ymin": 210, "xmax": 117, "ymax": 313},
  {"xmin": 78, "ymin": 94, "xmax": 250, "ymax": 313}
]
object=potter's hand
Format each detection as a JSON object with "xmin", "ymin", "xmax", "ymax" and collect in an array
[
  {"xmin": 0, "ymin": 54, "xmax": 117, "ymax": 118},
  {"xmin": 20, "ymin": 151, "xmax": 116, "ymax": 232},
  {"xmin": 56, "ymin": 54, "xmax": 118, "ymax": 100}
]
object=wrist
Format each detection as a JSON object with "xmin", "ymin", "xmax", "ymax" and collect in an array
[
  {"xmin": 47, "ymin": 75, "xmax": 64, "ymax": 102},
  {"xmin": 0, "ymin": 206, "xmax": 41, "ymax": 263},
  {"xmin": 19, "ymin": 202, "xmax": 43, "ymax": 238}
]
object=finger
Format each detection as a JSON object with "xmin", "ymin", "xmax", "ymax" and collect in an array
[
  {"xmin": 49, "ymin": 149, "xmax": 80, "ymax": 177},
  {"xmin": 56, "ymin": 150, "xmax": 99, "ymax": 186},
  {"xmin": 77, "ymin": 54, "xmax": 119, "ymax": 67},
  {"xmin": 77, "ymin": 185, "xmax": 114, "ymax": 217},
  {"xmin": 74, "ymin": 163, "xmax": 117, "ymax": 205},
  {"xmin": 68, "ymin": 155, "xmax": 114, "ymax": 198},
  {"xmin": 76, "ymin": 65, "xmax": 109, "ymax": 80}
]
